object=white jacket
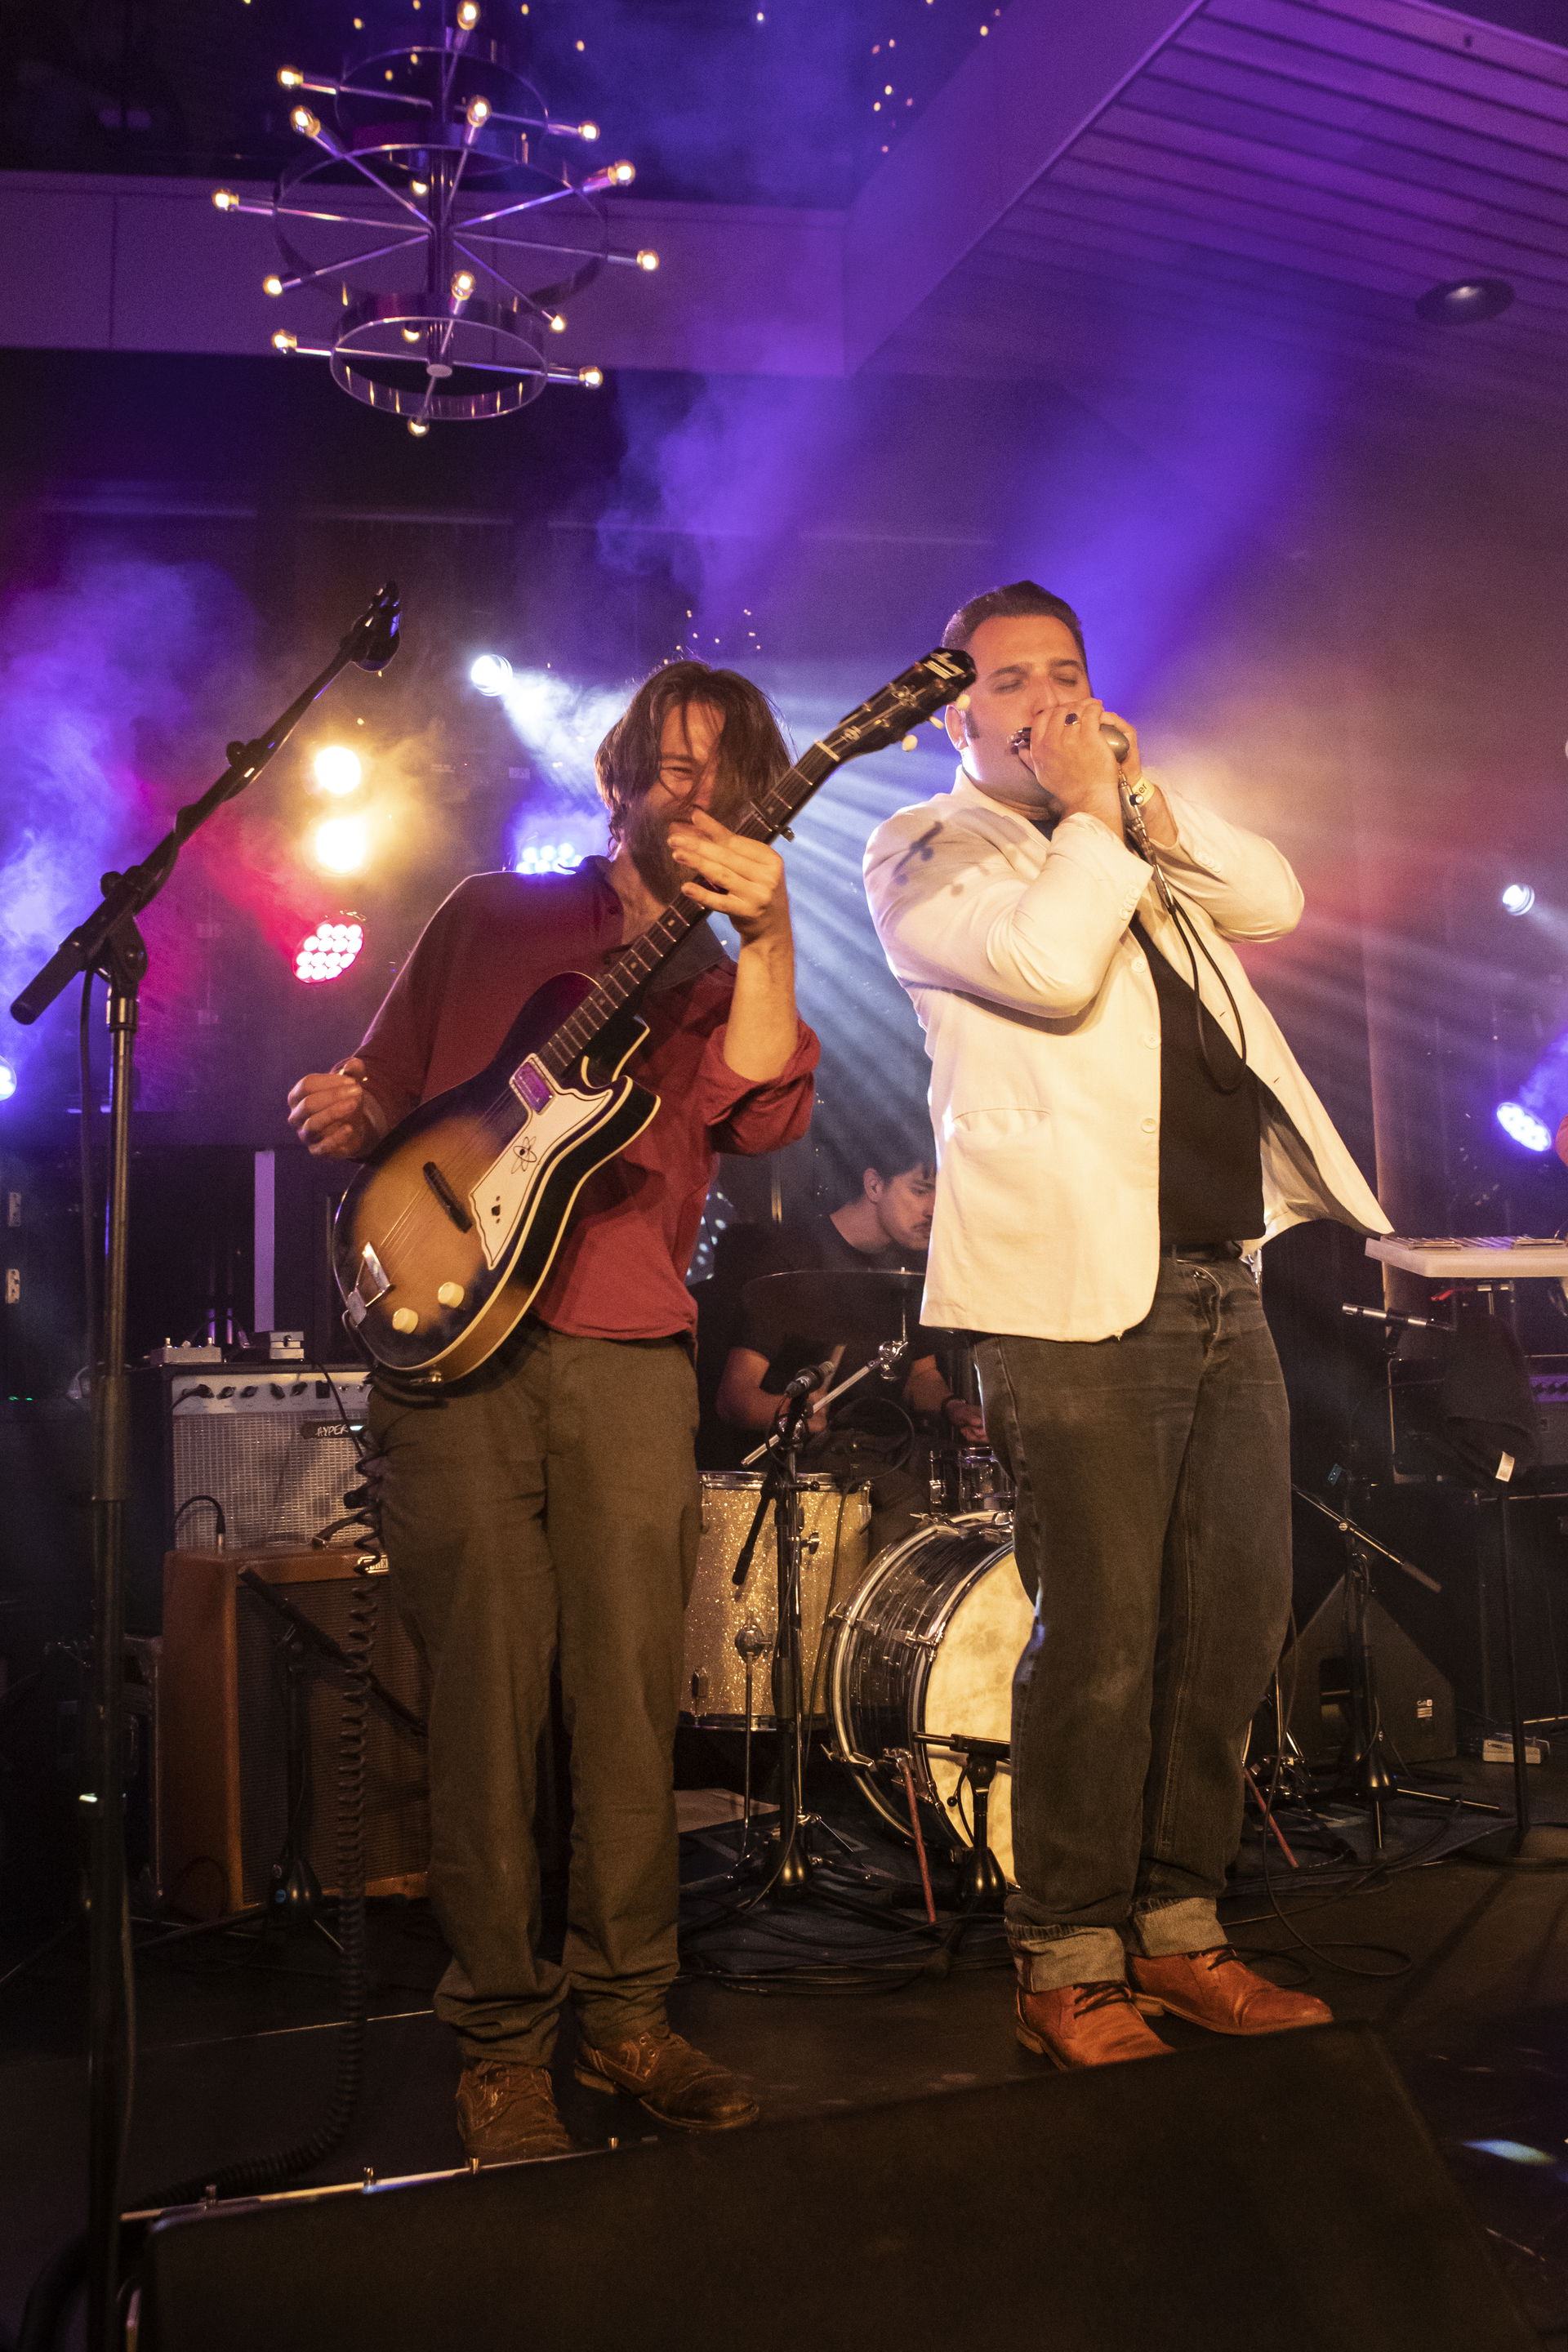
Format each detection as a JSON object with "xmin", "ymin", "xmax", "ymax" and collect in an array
[{"xmin": 863, "ymin": 772, "xmax": 1389, "ymax": 1342}]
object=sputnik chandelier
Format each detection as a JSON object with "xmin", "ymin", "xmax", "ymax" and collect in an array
[{"xmin": 213, "ymin": 2, "xmax": 657, "ymax": 434}]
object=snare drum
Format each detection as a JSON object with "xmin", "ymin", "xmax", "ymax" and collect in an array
[
  {"xmin": 682, "ymin": 1472, "xmax": 871, "ymax": 1727},
  {"xmin": 826, "ymin": 1515, "xmax": 1034, "ymax": 1880}
]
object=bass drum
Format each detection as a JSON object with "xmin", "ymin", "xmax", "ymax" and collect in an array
[{"xmin": 826, "ymin": 1515, "xmax": 1035, "ymax": 1881}]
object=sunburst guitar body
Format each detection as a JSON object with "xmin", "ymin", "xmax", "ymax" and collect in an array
[{"xmin": 332, "ymin": 645, "xmax": 977, "ymax": 1383}]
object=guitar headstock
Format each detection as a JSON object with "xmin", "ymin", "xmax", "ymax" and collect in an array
[{"xmin": 818, "ymin": 648, "xmax": 978, "ymax": 764}]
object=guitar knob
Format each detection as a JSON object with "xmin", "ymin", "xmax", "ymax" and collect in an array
[
  {"xmin": 437, "ymin": 1281, "xmax": 465, "ymax": 1308},
  {"xmin": 391, "ymin": 1307, "xmax": 419, "ymax": 1334}
]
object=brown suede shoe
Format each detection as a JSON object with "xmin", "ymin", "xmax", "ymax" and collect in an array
[
  {"xmin": 1129, "ymin": 1945, "xmax": 1332, "ymax": 2035},
  {"xmin": 457, "ymin": 2058, "xmax": 576, "ymax": 2165},
  {"xmin": 1015, "ymin": 1980, "xmax": 1174, "ymax": 2069},
  {"xmin": 575, "ymin": 2025, "xmax": 759, "ymax": 2130}
]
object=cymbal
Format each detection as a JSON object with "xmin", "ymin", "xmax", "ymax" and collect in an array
[{"xmin": 742, "ymin": 1267, "xmax": 926, "ymax": 1351}]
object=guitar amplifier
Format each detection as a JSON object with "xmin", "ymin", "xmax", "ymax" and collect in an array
[
  {"xmin": 158, "ymin": 1547, "xmax": 429, "ymax": 1920},
  {"xmin": 129, "ymin": 1367, "xmax": 375, "ymax": 1582}
]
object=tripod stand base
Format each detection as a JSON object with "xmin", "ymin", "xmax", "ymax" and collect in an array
[{"xmin": 1463, "ymin": 1821, "xmax": 1568, "ymax": 1869}]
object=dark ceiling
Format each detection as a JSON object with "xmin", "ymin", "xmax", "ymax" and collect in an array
[{"xmin": 0, "ymin": 0, "xmax": 1012, "ymax": 207}]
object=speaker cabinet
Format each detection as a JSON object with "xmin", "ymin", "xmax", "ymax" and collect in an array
[
  {"xmin": 1282, "ymin": 1575, "xmax": 1456, "ymax": 1767},
  {"xmin": 140, "ymin": 2025, "xmax": 1535, "ymax": 2352},
  {"xmin": 158, "ymin": 1548, "xmax": 429, "ymax": 1920}
]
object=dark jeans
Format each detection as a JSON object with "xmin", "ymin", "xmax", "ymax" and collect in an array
[
  {"xmin": 368, "ymin": 1325, "xmax": 700, "ymax": 2063},
  {"xmin": 976, "ymin": 1254, "xmax": 1291, "ymax": 1991}
]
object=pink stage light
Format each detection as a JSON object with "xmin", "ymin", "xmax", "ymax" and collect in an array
[{"xmin": 293, "ymin": 920, "xmax": 363, "ymax": 983}]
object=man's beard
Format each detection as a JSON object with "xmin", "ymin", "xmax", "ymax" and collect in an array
[{"xmin": 621, "ymin": 776, "xmax": 754, "ymax": 905}]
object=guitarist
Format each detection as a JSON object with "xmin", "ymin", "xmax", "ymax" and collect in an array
[{"xmin": 287, "ymin": 662, "xmax": 817, "ymax": 2162}]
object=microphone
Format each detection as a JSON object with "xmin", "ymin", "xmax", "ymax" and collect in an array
[
  {"xmin": 1011, "ymin": 719, "xmax": 1129, "ymax": 764},
  {"xmin": 1343, "ymin": 1304, "xmax": 1435, "ymax": 1331},
  {"xmin": 354, "ymin": 581, "xmax": 402, "ymax": 672},
  {"xmin": 782, "ymin": 1358, "xmax": 836, "ymax": 1403}
]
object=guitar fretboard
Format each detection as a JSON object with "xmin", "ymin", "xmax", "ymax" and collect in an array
[{"xmin": 534, "ymin": 740, "xmax": 837, "ymax": 1080}]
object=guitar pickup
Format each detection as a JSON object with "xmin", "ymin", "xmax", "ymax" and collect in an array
[{"xmin": 422, "ymin": 1160, "xmax": 473, "ymax": 1233}]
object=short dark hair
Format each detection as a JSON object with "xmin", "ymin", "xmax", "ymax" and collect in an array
[
  {"xmin": 595, "ymin": 660, "xmax": 791, "ymax": 840},
  {"xmin": 942, "ymin": 580, "xmax": 1089, "ymax": 673}
]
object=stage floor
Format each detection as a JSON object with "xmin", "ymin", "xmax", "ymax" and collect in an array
[{"xmin": 3, "ymin": 1753, "xmax": 1568, "ymax": 2343}]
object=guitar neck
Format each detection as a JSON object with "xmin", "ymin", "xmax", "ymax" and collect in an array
[{"xmin": 536, "ymin": 740, "xmax": 837, "ymax": 1080}]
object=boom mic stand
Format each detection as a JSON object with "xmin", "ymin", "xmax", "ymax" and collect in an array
[{"xmin": 9, "ymin": 581, "xmax": 401, "ymax": 2352}]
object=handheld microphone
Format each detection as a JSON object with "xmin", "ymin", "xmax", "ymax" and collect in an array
[
  {"xmin": 354, "ymin": 581, "xmax": 402, "ymax": 673},
  {"xmin": 1012, "ymin": 719, "xmax": 1129, "ymax": 764}
]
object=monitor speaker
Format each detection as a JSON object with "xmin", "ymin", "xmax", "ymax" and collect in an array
[
  {"xmin": 158, "ymin": 1547, "xmax": 429, "ymax": 1919},
  {"xmin": 139, "ymin": 2024, "xmax": 1534, "ymax": 2352},
  {"xmin": 1281, "ymin": 1575, "xmax": 1456, "ymax": 1766}
]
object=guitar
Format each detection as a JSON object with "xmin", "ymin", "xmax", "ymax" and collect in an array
[{"xmin": 332, "ymin": 646, "xmax": 976, "ymax": 1382}]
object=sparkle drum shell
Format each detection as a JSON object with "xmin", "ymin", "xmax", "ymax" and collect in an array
[
  {"xmin": 682, "ymin": 1472, "xmax": 871, "ymax": 1727},
  {"xmin": 826, "ymin": 1515, "xmax": 1035, "ymax": 1880}
]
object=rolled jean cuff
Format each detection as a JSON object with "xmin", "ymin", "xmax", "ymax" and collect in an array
[
  {"xmin": 1126, "ymin": 1897, "xmax": 1225, "ymax": 1958},
  {"xmin": 1009, "ymin": 1927, "xmax": 1127, "ymax": 1993}
]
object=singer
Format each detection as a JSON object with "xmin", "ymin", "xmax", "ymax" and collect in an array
[
  {"xmin": 287, "ymin": 662, "xmax": 817, "ymax": 2159},
  {"xmin": 864, "ymin": 581, "xmax": 1390, "ymax": 2069}
]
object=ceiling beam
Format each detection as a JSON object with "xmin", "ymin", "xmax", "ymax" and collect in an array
[{"xmin": 842, "ymin": 0, "xmax": 1209, "ymax": 374}]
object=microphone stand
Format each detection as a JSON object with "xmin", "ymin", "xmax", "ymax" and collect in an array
[{"xmin": 8, "ymin": 581, "xmax": 401, "ymax": 2352}]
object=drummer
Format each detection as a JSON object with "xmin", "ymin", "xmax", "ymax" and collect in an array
[{"xmin": 715, "ymin": 1128, "xmax": 983, "ymax": 1550}]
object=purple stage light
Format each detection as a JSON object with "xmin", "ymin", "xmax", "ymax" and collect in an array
[
  {"xmin": 0, "ymin": 1058, "xmax": 16, "ymax": 1102},
  {"xmin": 1496, "ymin": 1102, "xmax": 1551, "ymax": 1152}
]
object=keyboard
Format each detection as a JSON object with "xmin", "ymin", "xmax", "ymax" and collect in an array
[{"xmin": 1368, "ymin": 1236, "xmax": 1568, "ymax": 1280}]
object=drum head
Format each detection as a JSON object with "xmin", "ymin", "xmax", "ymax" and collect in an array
[{"xmin": 922, "ymin": 1557, "xmax": 1036, "ymax": 1881}]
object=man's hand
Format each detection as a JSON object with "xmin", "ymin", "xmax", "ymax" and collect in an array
[
  {"xmin": 286, "ymin": 1056, "xmax": 387, "ymax": 1160},
  {"xmin": 943, "ymin": 1396, "xmax": 988, "ymax": 1446},
  {"xmin": 668, "ymin": 808, "xmax": 791, "ymax": 946},
  {"xmin": 1017, "ymin": 697, "xmax": 1124, "ymax": 834}
]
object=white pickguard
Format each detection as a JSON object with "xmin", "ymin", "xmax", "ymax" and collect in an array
[{"xmin": 468, "ymin": 1077, "xmax": 614, "ymax": 1270}]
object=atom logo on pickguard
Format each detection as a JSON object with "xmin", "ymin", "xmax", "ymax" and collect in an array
[{"xmin": 513, "ymin": 1138, "xmax": 538, "ymax": 1169}]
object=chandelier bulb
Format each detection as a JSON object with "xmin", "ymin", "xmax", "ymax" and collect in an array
[
  {"xmin": 263, "ymin": 274, "xmax": 285, "ymax": 296},
  {"xmin": 451, "ymin": 269, "xmax": 476, "ymax": 300},
  {"xmin": 636, "ymin": 248, "xmax": 658, "ymax": 271},
  {"xmin": 549, "ymin": 312, "xmax": 567, "ymax": 332},
  {"xmin": 272, "ymin": 331, "xmax": 297, "ymax": 352},
  {"xmin": 408, "ymin": 420, "xmax": 430, "ymax": 436},
  {"xmin": 278, "ymin": 67, "xmax": 303, "ymax": 89},
  {"xmin": 457, "ymin": 1, "xmax": 479, "ymax": 24},
  {"xmin": 612, "ymin": 160, "xmax": 635, "ymax": 184},
  {"xmin": 578, "ymin": 121, "xmax": 599, "ymax": 140},
  {"xmin": 291, "ymin": 105, "xmax": 322, "ymax": 138},
  {"xmin": 212, "ymin": 188, "xmax": 238, "ymax": 212},
  {"xmin": 578, "ymin": 364, "xmax": 604, "ymax": 387},
  {"xmin": 466, "ymin": 96, "xmax": 491, "ymax": 127}
]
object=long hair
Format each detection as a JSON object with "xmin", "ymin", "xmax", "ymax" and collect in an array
[{"xmin": 595, "ymin": 660, "xmax": 791, "ymax": 841}]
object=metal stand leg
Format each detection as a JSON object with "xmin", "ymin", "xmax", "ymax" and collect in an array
[{"xmin": 1469, "ymin": 1488, "xmax": 1568, "ymax": 1869}]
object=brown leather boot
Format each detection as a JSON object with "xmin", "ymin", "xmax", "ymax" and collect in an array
[
  {"xmin": 457, "ymin": 2058, "xmax": 577, "ymax": 2165},
  {"xmin": 1129, "ymin": 1945, "xmax": 1332, "ymax": 2035},
  {"xmin": 1015, "ymin": 1980, "xmax": 1174, "ymax": 2069},
  {"xmin": 575, "ymin": 2025, "xmax": 759, "ymax": 2130}
]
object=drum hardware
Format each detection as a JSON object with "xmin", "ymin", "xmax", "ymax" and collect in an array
[
  {"xmin": 922, "ymin": 1732, "xmax": 1009, "ymax": 1911},
  {"xmin": 734, "ymin": 1621, "xmax": 770, "ymax": 1861}
]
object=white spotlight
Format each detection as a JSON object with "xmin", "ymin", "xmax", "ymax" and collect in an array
[
  {"xmin": 1501, "ymin": 883, "xmax": 1536, "ymax": 916},
  {"xmin": 314, "ymin": 816, "xmax": 369, "ymax": 875},
  {"xmin": 314, "ymin": 745, "xmax": 363, "ymax": 795},
  {"xmin": 470, "ymin": 653, "xmax": 514, "ymax": 697}
]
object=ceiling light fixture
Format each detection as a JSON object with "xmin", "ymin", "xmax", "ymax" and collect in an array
[
  {"xmin": 216, "ymin": 5, "xmax": 648, "ymax": 430},
  {"xmin": 1416, "ymin": 277, "xmax": 1515, "ymax": 326}
]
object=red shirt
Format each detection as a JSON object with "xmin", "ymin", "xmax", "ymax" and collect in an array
[{"xmin": 354, "ymin": 862, "xmax": 819, "ymax": 1341}]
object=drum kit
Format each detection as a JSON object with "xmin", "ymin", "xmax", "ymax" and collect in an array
[{"xmin": 680, "ymin": 1267, "xmax": 1025, "ymax": 1904}]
